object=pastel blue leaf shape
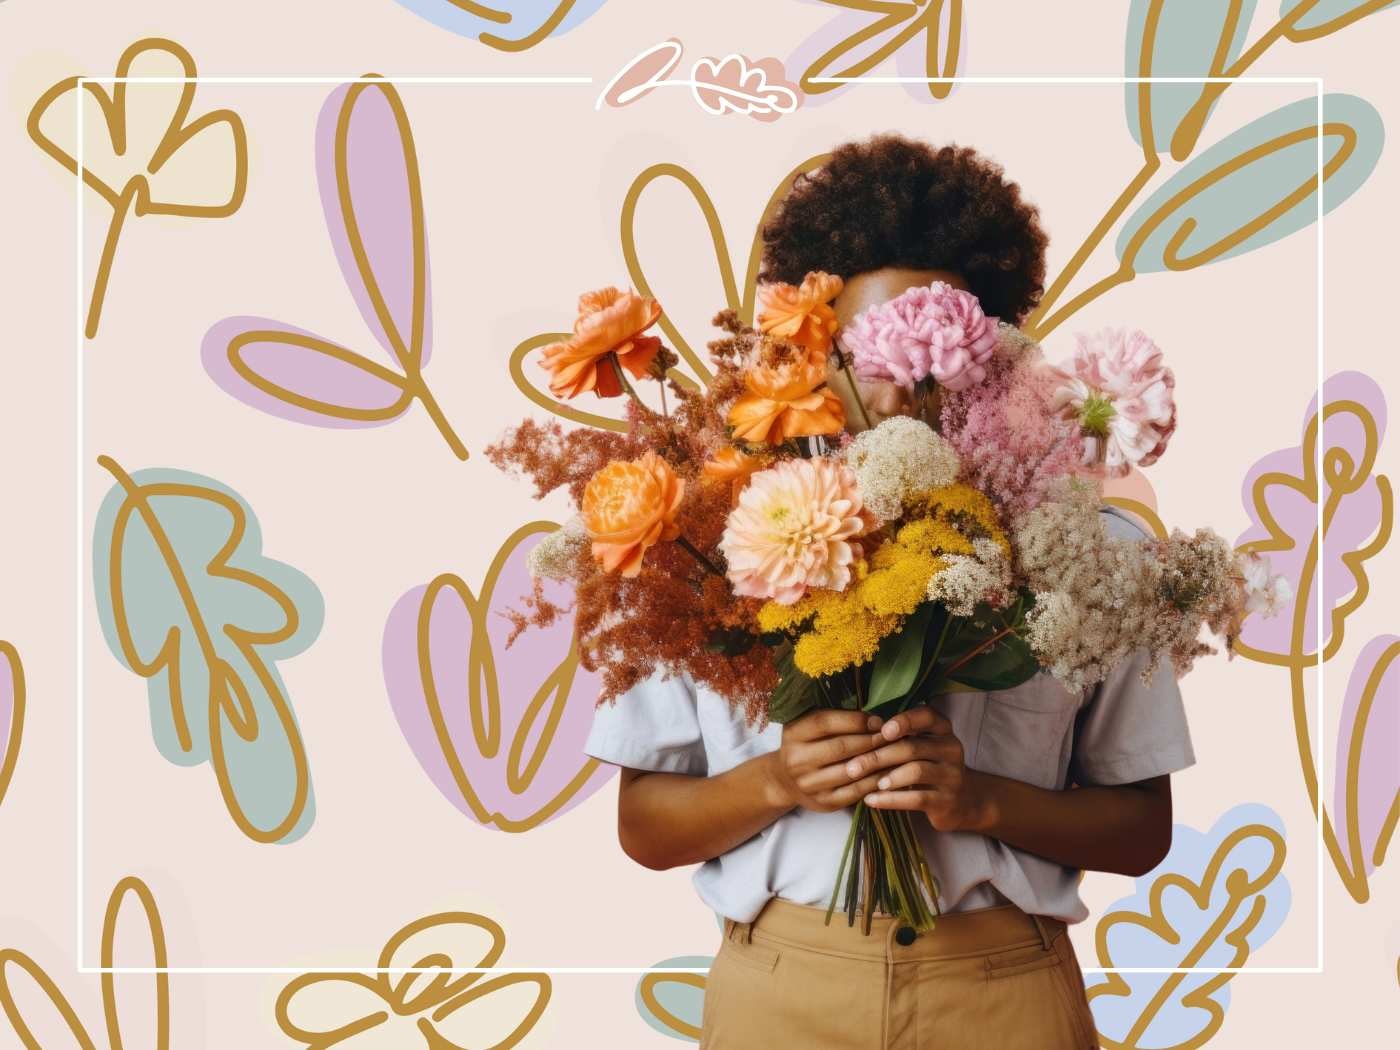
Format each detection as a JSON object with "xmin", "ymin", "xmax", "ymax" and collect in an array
[
  {"xmin": 92, "ymin": 457, "xmax": 322, "ymax": 844},
  {"xmin": 392, "ymin": 0, "xmax": 607, "ymax": 49},
  {"xmin": 1116, "ymin": 92, "xmax": 1383, "ymax": 274},
  {"xmin": 1280, "ymin": 0, "xmax": 1399, "ymax": 39},
  {"xmin": 1085, "ymin": 803, "xmax": 1291, "ymax": 1050},
  {"xmin": 1124, "ymin": 0, "xmax": 1258, "ymax": 155},
  {"xmin": 635, "ymin": 955, "xmax": 711, "ymax": 1042}
]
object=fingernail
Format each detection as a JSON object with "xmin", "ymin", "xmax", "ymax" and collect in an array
[
  {"xmin": 882, "ymin": 722, "xmax": 900, "ymax": 739},
  {"xmin": 867, "ymin": 716, "xmax": 883, "ymax": 730},
  {"xmin": 846, "ymin": 761, "xmax": 861, "ymax": 778},
  {"xmin": 878, "ymin": 777, "xmax": 891, "ymax": 790}
]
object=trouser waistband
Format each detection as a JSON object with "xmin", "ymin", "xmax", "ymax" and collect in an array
[{"xmin": 724, "ymin": 898, "xmax": 1065, "ymax": 963}]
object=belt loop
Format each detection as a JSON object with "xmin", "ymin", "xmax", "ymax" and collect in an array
[
  {"xmin": 736, "ymin": 920, "xmax": 753, "ymax": 944},
  {"xmin": 1031, "ymin": 914, "xmax": 1054, "ymax": 951},
  {"xmin": 725, "ymin": 918, "xmax": 752, "ymax": 945}
]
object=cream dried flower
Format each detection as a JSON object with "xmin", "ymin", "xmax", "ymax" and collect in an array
[
  {"xmin": 926, "ymin": 537, "xmax": 1013, "ymax": 616},
  {"xmin": 843, "ymin": 416, "xmax": 961, "ymax": 521},
  {"xmin": 527, "ymin": 518, "xmax": 591, "ymax": 581}
]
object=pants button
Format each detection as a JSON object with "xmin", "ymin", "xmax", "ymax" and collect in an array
[{"xmin": 895, "ymin": 925, "xmax": 917, "ymax": 946}]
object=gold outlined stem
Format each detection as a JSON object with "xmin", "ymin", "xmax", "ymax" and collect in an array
[
  {"xmin": 412, "ymin": 375, "xmax": 469, "ymax": 460},
  {"xmin": 940, "ymin": 626, "xmax": 1014, "ymax": 680},
  {"xmin": 1024, "ymin": 160, "xmax": 1158, "ymax": 339},
  {"xmin": 87, "ymin": 181, "xmax": 140, "ymax": 339},
  {"xmin": 838, "ymin": 355, "xmax": 874, "ymax": 430}
]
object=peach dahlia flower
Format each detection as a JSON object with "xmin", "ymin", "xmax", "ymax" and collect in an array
[
  {"xmin": 757, "ymin": 271, "xmax": 844, "ymax": 356},
  {"xmin": 727, "ymin": 355, "xmax": 845, "ymax": 444},
  {"xmin": 540, "ymin": 287, "xmax": 663, "ymax": 399},
  {"xmin": 581, "ymin": 451, "xmax": 685, "ymax": 577},
  {"xmin": 719, "ymin": 457, "xmax": 867, "ymax": 604}
]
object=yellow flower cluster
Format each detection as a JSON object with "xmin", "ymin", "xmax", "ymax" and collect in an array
[{"xmin": 757, "ymin": 484, "xmax": 1011, "ymax": 677}]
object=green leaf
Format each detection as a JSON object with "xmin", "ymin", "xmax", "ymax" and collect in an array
[
  {"xmin": 767, "ymin": 647, "xmax": 820, "ymax": 724},
  {"xmin": 865, "ymin": 604, "xmax": 935, "ymax": 711},
  {"xmin": 942, "ymin": 633, "xmax": 1040, "ymax": 693}
]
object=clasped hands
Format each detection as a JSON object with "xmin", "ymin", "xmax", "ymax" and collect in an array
[{"xmin": 767, "ymin": 707, "xmax": 992, "ymax": 833}]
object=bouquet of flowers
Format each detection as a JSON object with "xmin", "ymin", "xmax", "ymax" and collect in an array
[{"xmin": 488, "ymin": 275, "xmax": 1289, "ymax": 933}]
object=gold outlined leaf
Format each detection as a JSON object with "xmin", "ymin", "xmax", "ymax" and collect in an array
[{"xmin": 0, "ymin": 876, "xmax": 171, "ymax": 1050}]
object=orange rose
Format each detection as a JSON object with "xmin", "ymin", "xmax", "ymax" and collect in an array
[
  {"xmin": 540, "ymin": 287, "xmax": 663, "ymax": 399},
  {"xmin": 702, "ymin": 446, "xmax": 767, "ymax": 503},
  {"xmin": 581, "ymin": 451, "xmax": 685, "ymax": 576},
  {"xmin": 727, "ymin": 356, "xmax": 846, "ymax": 444},
  {"xmin": 757, "ymin": 271, "xmax": 844, "ymax": 357}
]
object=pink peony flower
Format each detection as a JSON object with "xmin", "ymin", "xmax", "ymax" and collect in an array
[
  {"xmin": 841, "ymin": 281, "xmax": 999, "ymax": 391},
  {"xmin": 1049, "ymin": 328, "xmax": 1177, "ymax": 478},
  {"xmin": 719, "ymin": 457, "xmax": 868, "ymax": 605}
]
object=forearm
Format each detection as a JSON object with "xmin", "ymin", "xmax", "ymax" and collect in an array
[
  {"xmin": 967, "ymin": 771, "xmax": 1172, "ymax": 877},
  {"xmin": 617, "ymin": 753, "xmax": 795, "ymax": 870}
]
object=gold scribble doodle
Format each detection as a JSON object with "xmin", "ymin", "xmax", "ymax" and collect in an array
[
  {"xmin": 799, "ymin": 0, "xmax": 963, "ymax": 101},
  {"xmin": 405, "ymin": 521, "xmax": 604, "ymax": 831},
  {"xmin": 275, "ymin": 911, "xmax": 550, "ymax": 1048},
  {"xmin": 0, "ymin": 643, "xmax": 23, "ymax": 809},
  {"xmin": 1237, "ymin": 396, "xmax": 1395, "ymax": 902},
  {"xmin": 0, "ymin": 876, "xmax": 171, "ymax": 1049},
  {"xmin": 95, "ymin": 455, "xmax": 319, "ymax": 844},
  {"xmin": 27, "ymin": 38, "xmax": 247, "ymax": 339},
  {"xmin": 1025, "ymin": 0, "xmax": 1393, "ymax": 339},
  {"xmin": 510, "ymin": 155, "xmax": 825, "ymax": 430},
  {"xmin": 1088, "ymin": 823, "xmax": 1287, "ymax": 1050},
  {"xmin": 450, "ymin": 0, "xmax": 582, "ymax": 52}
]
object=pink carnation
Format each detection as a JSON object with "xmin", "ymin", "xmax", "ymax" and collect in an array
[
  {"xmin": 1050, "ymin": 328, "xmax": 1177, "ymax": 478},
  {"xmin": 719, "ymin": 457, "xmax": 867, "ymax": 605},
  {"xmin": 841, "ymin": 281, "xmax": 999, "ymax": 391}
]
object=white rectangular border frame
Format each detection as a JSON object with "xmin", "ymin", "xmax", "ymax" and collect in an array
[{"xmin": 76, "ymin": 74, "xmax": 1325, "ymax": 976}]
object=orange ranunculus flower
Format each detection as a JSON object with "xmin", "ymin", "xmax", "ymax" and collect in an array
[
  {"xmin": 540, "ymin": 287, "xmax": 663, "ymax": 399},
  {"xmin": 703, "ymin": 446, "xmax": 767, "ymax": 502},
  {"xmin": 728, "ymin": 356, "xmax": 846, "ymax": 444},
  {"xmin": 757, "ymin": 271, "xmax": 844, "ymax": 357},
  {"xmin": 581, "ymin": 451, "xmax": 685, "ymax": 576}
]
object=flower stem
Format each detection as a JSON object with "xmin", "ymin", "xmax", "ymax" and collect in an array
[
  {"xmin": 839, "ymin": 356, "xmax": 875, "ymax": 431},
  {"xmin": 675, "ymin": 535, "xmax": 724, "ymax": 577},
  {"xmin": 608, "ymin": 352, "xmax": 644, "ymax": 406},
  {"xmin": 940, "ymin": 626, "xmax": 1015, "ymax": 680}
]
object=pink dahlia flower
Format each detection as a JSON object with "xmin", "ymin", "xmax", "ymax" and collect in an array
[
  {"xmin": 1049, "ymin": 328, "xmax": 1177, "ymax": 478},
  {"xmin": 842, "ymin": 281, "xmax": 999, "ymax": 391},
  {"xmin": 719, "ymin": 457, "xmax": 867, "ymax": 605}
]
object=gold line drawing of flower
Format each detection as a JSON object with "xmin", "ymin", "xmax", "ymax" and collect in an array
[
  {"xmin": 509, "ymin": 154, "xmax": 826, "ymax": 431},
  {"xmin": 275, "ymin": 911, "xmax": 550, "ymax": 1049},
  {"xmin": 0, "ymin": 876, "xmax": 171, "ymax": 1049},
  {"xmin": 27, "ymin": 37, "xmax": 248, "ymax": 340}
]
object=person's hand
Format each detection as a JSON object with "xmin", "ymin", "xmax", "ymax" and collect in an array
[
  {"xmin": 765, "ymin": 709, "xmax": 888, "ymax": 814},
  {"xmin": 846, "ymin": 706, "xmax": 991, "ymax": 832}
]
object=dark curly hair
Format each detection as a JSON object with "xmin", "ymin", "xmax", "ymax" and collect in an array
[{"xmin": 760, "ymin": 134, "xmax": 1049, "ymax": 324}]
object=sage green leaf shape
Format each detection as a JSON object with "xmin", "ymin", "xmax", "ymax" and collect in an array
[
  {"xmin": 1115, "ymin": 93, "xmax": 1383, "ymax": 274},
  {"xmin": 1280, "ymin": 0, "xmax": 1399, "ymax": 42},
  {"xmin": 1124, "ymin": 0, "xmax": 1258, "ymax": 158},
  {"xmin": 92, "ymin": 456, "xmax": 322, "ymax": 844},
  {"xmin": 635, "ymin": 957, "xmax": 709, "ymax": 1042}
]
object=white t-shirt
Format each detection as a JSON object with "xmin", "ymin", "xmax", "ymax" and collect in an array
[{"xmin": 582, "ymin": 507, "xmax": 1196, "ymax": 923}]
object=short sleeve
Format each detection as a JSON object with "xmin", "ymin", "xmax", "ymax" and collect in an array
[
  {"xmin": 1070, "ymin": 646, "xmax": 1196, "ymax": 785},
  {"xmin": 1069, "ymin": 506, "xmax": 1197, "ymax": 785},
  {"xmin": 582, "ymin": 670, "xmax": 709, "ymax": 776}
]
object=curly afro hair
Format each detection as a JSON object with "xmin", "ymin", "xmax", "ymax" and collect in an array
[{"xmin": 760, "ymin": 134, "xmax": 1049, "ymax": 324}]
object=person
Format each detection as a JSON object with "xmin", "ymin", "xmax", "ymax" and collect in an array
[{"xmin": 582, "ymin": 134, "xmax": 1195, "ymax": 1050}]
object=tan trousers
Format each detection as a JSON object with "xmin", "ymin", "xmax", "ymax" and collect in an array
[{"xmin": 700, "ymin": 898, "xmax": 1098, "ymax": 1050}]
